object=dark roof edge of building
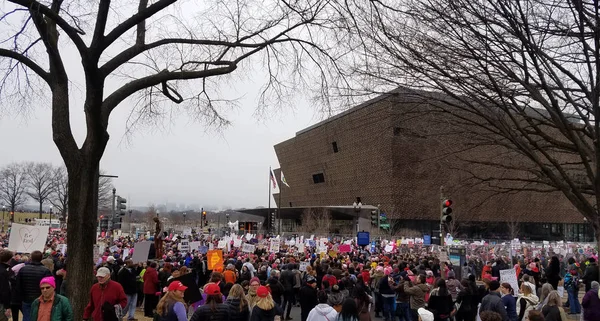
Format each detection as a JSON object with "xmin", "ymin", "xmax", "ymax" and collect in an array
[{"xmin": 295, "ymin": 87, "xmax": 414, "ymax": 136}]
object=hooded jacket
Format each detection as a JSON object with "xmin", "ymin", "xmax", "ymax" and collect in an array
[
  {"xmin": 517, "ymin": 293, "xmax": 539, "ymax": 321},
  {"xmin": 306, "ymin": 303, "xmax": 338, "ymax": 321}
]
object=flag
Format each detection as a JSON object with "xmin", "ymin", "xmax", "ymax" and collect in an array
[
  {"xmin": 280, "ymin": 170, "xmax": 290, "ymax": 187},
  {"xmin": 269, "ymin": 169, "xmax": 278, "ymax": 189}
]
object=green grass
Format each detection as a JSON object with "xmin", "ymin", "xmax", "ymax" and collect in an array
[{"xmin": 1, "ymin": 211, "xmax": 55, "ymax": 223}]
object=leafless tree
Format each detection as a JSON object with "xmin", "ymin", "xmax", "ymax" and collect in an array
[
  {"xmin": 98, "ymin": 172, "xmax": 114, "ymax": 210},
  {"xmin": 335, "ymin": 0, "xmax": 600, "ymax": 247},
  {"xmin": 49, "ymin": 165, "xmax": 68, "ymax": 222},
  {"xmin": 25, "ymin": 162, "xmax": 54, "ymax": 219},
  {"xmin": 0, "ymin": 0, "xmax": 342, "ymax": 315},
  {"xmin": 0, "ymin": 163, "xmax": 28, "ymax": 214},
  {"xmin": 297, "ymin": 208, "xmax": 333, "ymax": 235}
]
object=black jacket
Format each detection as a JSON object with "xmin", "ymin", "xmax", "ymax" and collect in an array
[
  {"xmin": 281, "ymin": 269, "xmax": 295, "ymax": 292},
  {"xmin": 582, "ymin": 263, "xmax": 600, "ymax": 292},
  {"xmin": 226, "ymin": 298, "xmax": 249, "ymax": 321},
  {"xmin": 0, "ymin": 262, "xmax": 12, "ymax": 306},
  {"xmin": 190, "ymin": 302, "xmax": 230, "ymax": 321},
  {"xmin": 117, "ymin": 266, "xmax": 138, "ymax": 295},
  {"xmin": 250, "ymin": 305, "xmax": 282, "ymax": 321},
  {"xmin": 298, "ymin": 285, "xmax": 318, "ymax": 313},
  {"xmin": 16, "ymin": 262, "xmax": 52, "ymax": 303}
]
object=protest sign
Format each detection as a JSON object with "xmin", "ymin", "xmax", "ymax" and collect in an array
[
  {"xmin": 198, "ymin": 246, "xmax": 208, "ymax": 254},
  {"xmin": 179, "ymin": 240, "xmax": 190, "ymax": 251},
  {"xmin": 339, "ymin": 244, "xmax": 351, "ymax": 253},
  {"xmin": 189, "ymin": 241, "xmax": 201, "ymax": 252},
  {"xmin": 296, "ymin": 243, "xmax": 305, "ymax": 253},
  {"xmin": 233, "ymin": 238, "xmax": 242, "ymax": 248},
  {"xmin": 207, "ymin": 250, "xmax": 224, "ymax": 270},
  {"xmin": 270, "ymin": 240, "xmax": 280, "ymax": 253},
  {"xmin": 8, "ymin": 223, "xmax": 49, "ymax": 253},
  {"xmin": 217, "ymin": 240, "xmax": 227, "ymax": 249},
  {"xmin": 182, "ymin": 228, "xmax": 192, "ymax": 237},
  {"xmin": 122, "ymin": 248, "xmax": 130, "ymax": 258},
  {"xmin": 299, "ymin": 261, "xmax": 309, "ymax": 272},
  {"xmin": 242, "ymin": 243, "xmax": 256, "ymax": 253},
  {"xmin": 500, "ymin": 269, "xmax": 519, "ymax": 296},
  {"xmin": 132, "ymin": 241, "xmax": 152, "ymax": 263}
]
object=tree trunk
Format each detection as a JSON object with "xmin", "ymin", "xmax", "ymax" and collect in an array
[
  {"xmin": 39, "ymin": 201, "xmax": 42, "ymax": 219},
  {"xmin": 66, "ymin": 161, "xmax": 99, "ymax": 319}
]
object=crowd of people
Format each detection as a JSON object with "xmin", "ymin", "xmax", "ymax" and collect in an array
[{"xmin": 0, "ymin": 230, "xmax": 599, "ymax": 321}]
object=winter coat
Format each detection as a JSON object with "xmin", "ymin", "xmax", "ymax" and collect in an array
[
  {"xmin": 446, "ymin": 278, "xmax": 463, "ymax": 301},
  {"xmin": 83, "ymin": 280, "xmax": 127, "ymax": 321},
  {"xmin": 16, "ymin": 262, "xmax": 52, "ymax": 303},
  {"xmin": 404, "ymin": 283, "xmax": 429, "ymax": 310},
  {"xmin": 143, "ymin": 267, "xmax": 160, "ymax": 294},
  {"xmin": 190, "ymin": 302, "xmax": 231, "ymax": 321},
  {"xmin": 30, "ymin": 293, "xmax": 73, "ymax": 321},
  {"xmin": 582, "ymin": 288, "xmax": 600, "ymax": 321},
  {"xmin": 501, "ymin": 294, "xmax": 518, "ymax": 321},
  {"xmin": 516, "ymin": 294, "xmax": 539, "ymax": 321},
  {"xmin": 250, "ymin": 305, "xmax": 281, "ymax": 321},
  {"xmin": 226, "ymin": 298, "xmax": 250, "ymax": 321},
  {"xmin": 298, "ymin": 285, "xmax": 318, "ymax": 314},
  {"xmin": 541, "ymin": 305, "xmax": 562, "ymax": 321},
  {"xmin": 117, "ymin": 266, "xmax": 138, "ymax": 295},
  {"xmin": 306, "ymin": 304, "xmax": 338, "ymax": 321},
  {"xmin": 582, "ymin": 263, "xmax": 599, "ymax": 292},
  {"xmin": 0, "ymin": 262, "xmax": 13, "ymax": 307},
  {"xmin": 480, "ymin": 292, "xmax": 508, "ymax": 321}
]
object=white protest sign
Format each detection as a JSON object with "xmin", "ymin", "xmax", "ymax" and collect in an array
[
  {"xmin": 500, "ymin": 269, "xmax": 519, "ymax": 296},
  {"xmin": 242, "ymin": 243, "xmax": 256, "ymax": 253},
  {"xmin": 109, "ymin": 245, "xmax": 119, "ymax": 253},
  {"xmin": 270, "ymin": 240, "xmax": 280, "ymax": 253},
  {"xmin": 384, "ymin": 245, "xmax": 394, "ymax": 253},
  {"xmin": 318, "ymin": 246, "xmax": 328, "ymax": 253},
  {"xmin": 179, "ymin": 240, "xmax": 190, "ymax": 251},
  {"xmin": 59, "ymin": 244, "xmax": 67, "ymax": 255},
  {"xmin": 299, "ymin": 261, "xmax": 309, "ymax": 272},
  {"xmin": 122, "ymin": 248, "xmax": 130, "ymax": 258},
  {"xmin": 189, "ymin": 241, "xmax": 201, "ymax": 251},
  {"xmin": 297, "ymin": 243, "xmax": 305, "ymax": 253},
  {"xmin": 245, "ymin": 233, "xmax": 252, "ymax": 241},
  {"xmin": 217, "ymin": 240, "xmax": 227, "ymax": 249},
  {"xmin": 8, "ymin": 223, "xmax": 49, "ymax": 253},
  {"xmin": 233, "ymin": 239, "xmax": 242, "ymax": 248},
  {"xmin": 132, "ymin": 241, "xmax": 152, "ymax": 263}
]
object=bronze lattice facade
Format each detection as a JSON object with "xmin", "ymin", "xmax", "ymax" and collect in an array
[{"xmin": 273, "ymin": 90, "xmax": 592, "ymax": 241}]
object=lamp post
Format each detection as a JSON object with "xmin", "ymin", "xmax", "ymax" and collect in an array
[
  {"xmin": 49, "ymin": 205, "xmax": 53, "ymax": 230},
  {"xmin": 1, "ymin": 205, "xmax": 5, "ymax": 233},
  {"xmin": 183, "ymin": 212, "xmax": 187, "ymax": 224},
  {"xmin": 353, "ymin": 201, "xmax": 362, "ymax": 234}
]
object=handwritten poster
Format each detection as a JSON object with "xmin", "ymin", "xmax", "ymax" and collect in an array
[
  {"xmin": 500, "ymin": 269, "xmax": 519, "ymax": 296},
  {"xmin": 8, "ymin": 223, "xmax": 49, "ymax": 253},
  {"xmin": 270, "ymin": 240, "xmax": 280, "ymax": 253},
  {"xmin": 299, "ymin": 261, "xmax": 309, "ymax": 272},
  {"xmin": 207, "ymin": 250, "xmax": 224, "ymax": 270},
  {"xmin": 242, "ymin": 243, "xmax": 256, "ymax": 253}
]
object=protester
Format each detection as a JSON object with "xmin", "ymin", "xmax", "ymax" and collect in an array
[
  {"xmin": 480, "ymin": 280, "xmax": 508, "ymax": 321},
  {"xmin": 117, "ymin": 259, "xmax": 138, "ymax": 321},
  {"xmin": 29, "ymin": 277, "xmax": 73, "ymax": 321},
  {"xmin": 155, "ymin": 281, "xmax": 188, "ymax": 321},
  {"xmin": 581, "ymin": 281, "xmax": 600, "ymax": 321},
  {"xmin": 540, "ymin": 291, "xmax": 563, "ymax": 321},
  {"xmin": 307, "ymin": 290, "xmax": 338, "ymax": 321},
  {"xmin": 516, "ymin": 282, "xmax": 539, "ymax": 321},
  {"xmin": 250, "ymin": 285, "xmax": 282, "ymax": 321},
  {"xmin": 0, "ymin": 250, "xmax": 13, "ymax": 321},
  {"xmin": 299, "ymin": 276, "xmax": 319, "ymax": 321},
  {"xmin": 499, "ymin": 283, "xmax": 517, "ymax": 321},
  {"xmin": 227, "ymin": 284, "xmax": 250, "ymax": 321},
  {"xmin": 82, "ymin": 267, "xmax": 127, "ymax": 321},
  {"xmin": 143, "ymin": 261, "xmax": 160, "ymax": 318},
  {"xmin": 16, "ymin": 251, "xmax": 52, "ymax": 321},
  {"xmin": 190, "ymin": 283, "xmax": 229, "ymax": 321},
  {"xmin": 582, "ymin": 258, "xmax": 599, "ymax": 292}
]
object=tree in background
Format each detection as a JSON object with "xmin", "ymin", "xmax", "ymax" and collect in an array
[
  {"xmin": 0, "ymin": 163, "xmax": 27, "ymax": 214},
  {"xmin": 49, "ymin": 166, "xmax": 68, "ymax": 222},
  {"xmin": 25, "ymin": 162, "xmax": 54, "ymax": 219},
  {"xmin": 335, "ymin": 0, "xmax": 600, "ymax": 248}
]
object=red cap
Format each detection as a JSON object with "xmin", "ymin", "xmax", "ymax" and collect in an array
[
  {"xmin": 167, "ymin": 281, "xmax": 188, "ymax": 292},
  {"xmin": 257, "ymin": 285, "xmax": 270, "ymax": 298},
  {"xmin": 205, "ymin": 283, "xmax": 221, "ymax": 295}
]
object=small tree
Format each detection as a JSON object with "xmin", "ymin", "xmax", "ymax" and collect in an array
[
  {"xmin": 49, "ymin": 166, "xmax": 68, "ymax": 222},
  {"xmin": 0, "ymin": 163, "xmax": 27, "ymax": 213},
  {"xmin": 25, "ymin": 162, "xmax": 54, "ymax": 219}
]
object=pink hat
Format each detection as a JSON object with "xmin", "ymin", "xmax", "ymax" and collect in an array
[{"xmin": 40, "ymin": 276, "xmax": 56, "ymax": 289}]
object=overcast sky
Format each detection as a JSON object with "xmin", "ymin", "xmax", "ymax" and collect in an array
[{"xmin": 0, "ymin": 84, "xmax": 320, "ymax": 209}]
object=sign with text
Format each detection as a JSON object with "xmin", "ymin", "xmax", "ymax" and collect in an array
[
  {"xmin": 357, "ymin": 232, "xmax": 370, "ymax": 246},
  {"xmin": 207, "ymin": 249, "xmax": 224, "ymax": 270},
  {"xmin": 131, "ymin": 241, "xmax": 152, "ymax": 264},
  {"xmin": 500, "ymin": 269, "xmax": 519, "ymax": 296},
  {"xmin": 242, "ymin": 243, "xmax": 256, "ymax": 253},
  {"xmin": 299, "ymin": 261, "xmax": 309, "ymax": 272},
  {"xmin": 270, "ymin": 240, "xmax": 280, "ymax": 253},
  {"xmin": 8, "ymin": 223, "xmax": 49, "ymax": 253}
]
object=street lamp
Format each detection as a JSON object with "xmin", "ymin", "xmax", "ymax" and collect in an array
[
  {"xmin": 1, "ymin": 205, "xmax": 5, "ymax": 233},
  {"xmin": 49, "ymin": 205, "xmax": 53, "ymax": 230},
  {"xmin": 353, "ymin": 201, "xmax": 362, "ymax": 234},
  {"xmin": 183, "ymin": 212, "xmax": 186, "ymax": 224}
]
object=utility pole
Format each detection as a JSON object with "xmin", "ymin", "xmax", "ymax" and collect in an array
[
  {"xmin": 109, "ymin": 188, "xmax": 116, "ymax": 234},
  {"xmin": 440, "ymin": 186, "xmax": 444, "ymax": 246}
]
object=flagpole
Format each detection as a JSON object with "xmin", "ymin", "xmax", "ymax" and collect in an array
[
  {"xmin": 278, "ymin": 172, "xmax": 282, "ymax": 236},
  {"xmin": 268, "ymin": 166, "xmax": 272, "ymax": 235}
]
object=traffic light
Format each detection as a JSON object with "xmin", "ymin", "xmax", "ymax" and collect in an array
[
  {"xmin": 202, "ymin": 209, "xmax": 207, "ymax": 227},
  {"xmin": 10, "ymin": 212, "xmax": 13, "ymax": 222},
  {"xmin": 371, "ymin": 210, "xmax": 379, "ymax": 227},
  {"xmin": 379, "ymin": 213, "xmax": 390, "ymax": 231},
  {"xmin": 113, "ymin": 217, "xmax": 122, "ymax": 230},
  {"xmin": 116, "ymin": 196, "xmax": 127, "ymax": 215},
  {"xmin": 270, "ymin": 211, "xmax": 276, "ymax": 230},
  {"xmin": 99, "ymin": 215, "xmax": 109, "ymax": 231},
  {"xmin": 441, "ymin": 199, "xmax": 453, "ymax": 223}
]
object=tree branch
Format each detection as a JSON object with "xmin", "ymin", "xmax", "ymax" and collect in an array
[
  {"xmin": 0, "ymin": 49, "xmax": 50, "ymax": 83},
  {"xmin": 91, "ymin": 0, "xmax": 111, "ymax": 49}
]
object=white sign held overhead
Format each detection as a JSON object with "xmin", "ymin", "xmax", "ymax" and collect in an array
[
  {"xmin": 131, "ymin": 241, "xmax": 152, "ymax": 264},
  {"xmin": 299, "ymin": 261, "xmax": 309, "ymax": 272},
  {"xmin": 242, "ymin": 243, "xmax": 256, "ymax": 253},
  {"xmin": 217, "ymin": 241, "xmax": 227, "ymax": 249},
  {"xmin": 270, "ymin": 240, "xmax": 280, "ymax": 253},
  {"xmin": 8, "ymin": 223, "xmax": 49, "ymax": 253},
  {"xmin": 233, "ymin": 239, "xmax": 242, "ymax": 248},
  {"xmin": 182, "ymin": 228, "xmax": 192, "ymax": 237},
  {"xmin": 179, "ymin": 240, "xmax": 190, "ymax": 251},
  {"xmin": 500, "ymin": 269, "xmax": 520, "ymax": 296}
]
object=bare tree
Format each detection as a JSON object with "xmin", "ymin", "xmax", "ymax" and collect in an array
[
  {"xmin": 0, "ymin": 163, "xmax": 28, "ymax": 214},
  {"xmin": 98, "ymin": 173, "xmax": 114, "ymax": 210},
  {"xmin": 0, "ymin": 1, "xmax": 342, "ymax": 315},
  {"xmin": 336, "ymin": 0, "xmax": 600, "ymax": 248},
  {"xmin": 25, "ymin": 162, "xmax": 54, "ymax": 219},
  {"xmin": 49, "ymin": 165, "xmax": 68, "ymax": 222},
  {"xmin": 297, "ymin": 208, "xmax": 333, "ymax": 235}
]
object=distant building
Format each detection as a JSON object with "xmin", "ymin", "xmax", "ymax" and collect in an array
[{"xmin": 271, "ymin": 88, "xmax": 592, "ymax": 242}]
